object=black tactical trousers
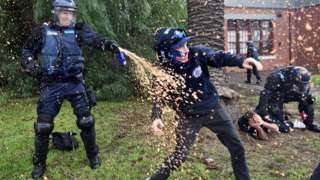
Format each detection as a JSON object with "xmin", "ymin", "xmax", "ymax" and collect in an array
[
  {"xmin": 247, "ymin": 65, "xmax": 261, "ymax": 82},
  {"xmin": 311, "ymin": 163, "xmax": 320, "ymax": 180},
  {"xmin": 154, "ymin": 103, "xmax": 250, "ymax": 180},
  {"xmin": 33, "ymin": 82, "xmax": 98, "ymax": 166}
]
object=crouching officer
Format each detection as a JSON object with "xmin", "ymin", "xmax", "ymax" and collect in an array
[
  {"xmin": 148, "ymin": 27, "xmax": 264, "ymax": 180},
  {"xmin": 21, "ymin": 0, "xmax": 126, "ymax": 178},
  {"xmin": 311, "ymin": 163, "xmax": 320, "ymax": 180},
  {"xmin": 255, "ymin": 66, "xmax": 320, "ymax": 133}
]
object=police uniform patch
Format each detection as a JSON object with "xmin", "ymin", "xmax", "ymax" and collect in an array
[
  {"xmin": 64, "ymin": 29, "xmax": 75, "ymax": 34},
  {"xmin": 277, "ymin": 72, "xmax": 285, "ymax": 81},
  {"xmin": 47, "ymin": 31, "xmax": 58, "ymax": 36},
  {"xmin": 192, "ymin": 66, "xmax": 202, "ymax": 78},
  {"xmin": 164, "ymin": 28, "xmax": 171, "ymax": 34}
]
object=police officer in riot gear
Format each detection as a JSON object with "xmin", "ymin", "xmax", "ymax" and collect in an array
[
  {"xmin": 253, "ymin": 66, "xmax": 320, "ymax": 133},
  {"xmin": 21, "ymin": 0, "xmax": 126, "ymax": 178}
]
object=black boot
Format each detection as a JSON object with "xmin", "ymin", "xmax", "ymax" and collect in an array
[
  {"xmin": 80, "ymin": 130, "xmax": 101, "ymax": 169},
  {"xmin": 88, "ymin": 153, "xmax": 101, "ymax": 169},
  {"xmin": 147, "ymin": 173, "xmax": 169, "ymax": 180},
  {"xmin": 147, "ymin": 168, "xmax": 170, "ymax": 180},
  {"xmin": 32, "ymin": 135, "xmax": 49, "ymax": 179},
  {"xmin": 32, "ymin": 157, "xmax": 46, "ymax": 179},
  {"xmin": 306, "ymin": 124, "xmax": 320, "ymax": 133}
]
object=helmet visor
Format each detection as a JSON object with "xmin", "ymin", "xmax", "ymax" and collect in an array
[
  {"xmin": 54, "ymin": 7, "xmax": 76, "ymax": 26},
  {"xmin": 171, "ymin": 37, "xmax": 190, "ymax": 49},
  {"xmin": 161, "ymin": 29, "xmax": 189, "ymax": 48}
]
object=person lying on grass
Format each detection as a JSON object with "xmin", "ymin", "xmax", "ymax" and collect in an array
[{"xmin": 238, "ymin": 111, "xmax": 281, "ymax": 140}]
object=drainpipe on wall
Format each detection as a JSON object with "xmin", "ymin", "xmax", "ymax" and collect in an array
[{"xmin": 288, "ymin": 9, "xmax": 293, "ymax": 64}]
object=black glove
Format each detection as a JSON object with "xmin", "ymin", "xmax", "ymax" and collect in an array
[
  {"xmin": 306, "ymin": 94, "xmax": 316, "ymax": 104},
  {"xmin": 97, "ymin": 38, "xmax": 120, "ymax": 53},
  {"xmin": 21, "ymin": 57, "xmax": 40, "ymax": 78},
  {"xmin": 108, "ymin": 40, "xmax": 120, "ymax": 53}
]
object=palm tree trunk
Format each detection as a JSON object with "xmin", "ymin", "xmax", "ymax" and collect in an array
[
  {"xmin": 187, "ymin": 0, "xmax": 224, "ymax": 49},
  {"xmin": 187, "ymin": 0, "xmax": 241, "ymax": 120}
]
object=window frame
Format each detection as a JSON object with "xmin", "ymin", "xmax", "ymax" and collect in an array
[{"xmin": 227, "ymin": 19, "xmax": 274, "ymax": 56}]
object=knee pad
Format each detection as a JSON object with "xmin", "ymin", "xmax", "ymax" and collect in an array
[
  {"xmin": 306, "ymin": 95, "xmax": 316, "ymax": 104},
  {"xmin": 75, "ymin": 106, "xmax": 91, "ymax": 119},
  {"xmin": 34, "ymin": 115, "xmax": 54, "ymax": 135},
  {"xmin": 77, "ymin": 115, "xmax": 95, "ymax": 131}
]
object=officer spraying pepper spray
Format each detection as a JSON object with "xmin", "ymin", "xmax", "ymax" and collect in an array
[{"xmin": 21, "ymin": 0, "xmax": 126, "ymax": 178}]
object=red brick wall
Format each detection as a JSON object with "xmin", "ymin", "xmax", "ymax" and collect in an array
[
  {"xmin": 223, "ymin": 6, "xmax": 320, "ymax": 72},
  {"xmin": 290, "ymin": 5, "xmax": 320, "ymax": 70},
  {"xmin": 224, "ymin": 7, "xmax": 291, "ymax": 72}
]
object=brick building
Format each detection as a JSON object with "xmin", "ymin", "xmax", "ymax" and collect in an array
[{"xmin": 224, "ymin": 0, "xmax": 320, "ymax": 71}]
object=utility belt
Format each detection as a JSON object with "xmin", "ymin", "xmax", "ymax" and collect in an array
[
  {"xmin": 41, "ymin": 73, "xmax": 97, "ymax": 107},
  {"xmin": 41, "ymin": 73, "xmax": 84, "ymax": 83}
]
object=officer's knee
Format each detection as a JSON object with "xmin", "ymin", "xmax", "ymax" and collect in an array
[
  {"xmin": 77, "ymin": 115, "xmax": 95, "ymax": 131},
  {"xmin": 34, "ymin": 115, "xmax": 54, "ymax": 135},
  {"xmin": 75, "ymin": 107, "xmax": 94, "ymax": 131},
  {"xmin": 306, "ymin": 95, "xmax": 316, "ymax": 104},
  {"xmin": 75, "ymin": 105, "xmax": 91, "ymax": 118}
]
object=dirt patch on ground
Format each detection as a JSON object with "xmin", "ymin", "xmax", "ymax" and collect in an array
[{"xmin": 118, "ymin": 97, "xmax": 320, "ymax": 179}]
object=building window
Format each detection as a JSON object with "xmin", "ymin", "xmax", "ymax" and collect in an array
[
  {"xmin": 227, "ymin": 19, "xmax": 273, "ymax": 56},
  {"xmin": 239, "ymin": 30, "xmax": 248, "ymax": 54},
  {"xmin": 227, "ymin": 20, "xmax": 237, "ymax": 54},
  {"xmin": 227, "ymin": 31, "xmax": 236, "ymax": 53}
]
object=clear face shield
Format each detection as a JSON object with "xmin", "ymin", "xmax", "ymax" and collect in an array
[
  {"xmin": 301, "ymin": 82, "xmax": 311, "ymax": 93},
  {"xmin": 300, "ymin": 71, "xmax": 311, "ymax": 93},
  {"xmin": 292, "ymin": 73, "xmax": 311, "ymax": 94},
  {"xmin": 53, "ymin": 7, "xmax": 77, "ymax": 27}
]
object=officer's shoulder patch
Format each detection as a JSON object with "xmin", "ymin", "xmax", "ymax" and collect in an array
[{"xmin": 42, "ymin": 22, "xmax": 58, "ymax": 36}]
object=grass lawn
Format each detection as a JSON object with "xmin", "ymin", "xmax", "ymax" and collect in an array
[
  {"xmin": 0, "ymin": 97, "xmax": 320, "ymax": 179},
  {"xmin": 312, "ymin": 74, "xmax": 320, "ymax": 86}
]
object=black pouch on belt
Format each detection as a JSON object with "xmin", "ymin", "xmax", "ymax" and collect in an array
[{"xmin": 86, "ymin": 85, "xmax": 97, "ymax": 107}]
